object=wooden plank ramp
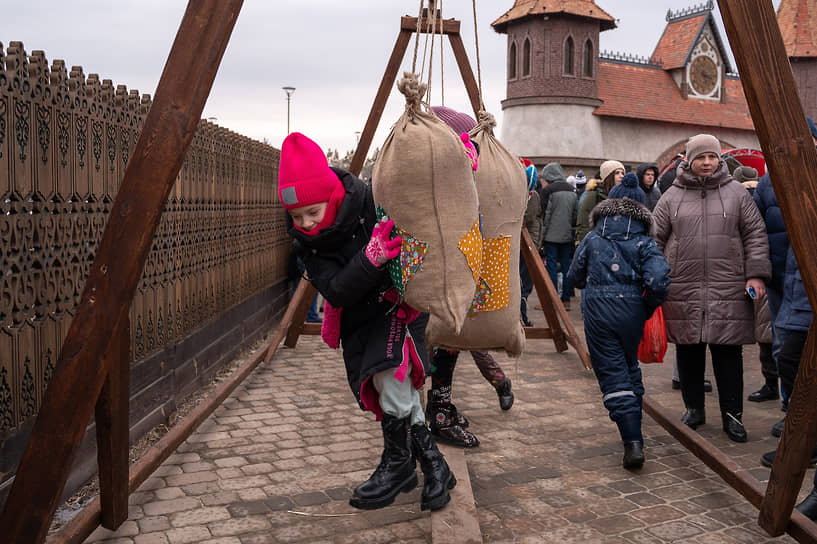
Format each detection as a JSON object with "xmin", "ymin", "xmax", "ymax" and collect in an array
[{"xmin": 431, "ymin": 444, "xmax": 483, "ymax": 544}]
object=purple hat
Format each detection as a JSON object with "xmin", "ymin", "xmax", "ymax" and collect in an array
[{"xmin": 431, "ymin": 106, "xmax": 477, "ymax": 134}]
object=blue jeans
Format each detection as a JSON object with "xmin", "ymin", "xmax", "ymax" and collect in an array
[{"xmin": 544, "ymin": 242, "xmax": 573, "ymax": 301}]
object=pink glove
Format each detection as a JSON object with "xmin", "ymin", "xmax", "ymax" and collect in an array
[
  {"xmin": 321, "ymin": 301, "xmax": 342, "ymax": 349},
  {"xmin": 365, "ymin": 219, "xmax": 402, "ymax": 267},
  {"xmin": 461, "ymin": 133, "xmax": 478, "ymax": 172}
]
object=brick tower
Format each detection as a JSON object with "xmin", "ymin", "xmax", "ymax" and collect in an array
[{"xmin": 491, "ymin": 1, "xmax": 616, "ymax": 167}]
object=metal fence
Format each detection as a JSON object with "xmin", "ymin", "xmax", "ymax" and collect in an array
[{"xmin": 0, "ymin": 40, "xmax": 289, "ymax": 439}]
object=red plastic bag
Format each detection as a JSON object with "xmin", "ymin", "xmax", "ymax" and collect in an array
[{"xmin": 638, "ymin": 307, "xmax": 667, "ymax": 363}]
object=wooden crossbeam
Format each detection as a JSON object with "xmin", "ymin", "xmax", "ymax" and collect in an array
[
  {"xmin": 718, "ymin": 0, "xmax": 817, "ymax": 536},
  {"xmin": 0, "ymin": 2, "xmax": 244, "ymax": 542}
]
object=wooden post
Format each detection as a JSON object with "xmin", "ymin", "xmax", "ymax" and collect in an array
[
  {"xmin": 0, "ymin": 2, "xmax": 243, "ymax": 541},
  {"xmin": 348, "ymin": 28, "xmax": 412, "ymax": 177},
  {"xmin": 447, "ymin": 32, "xmax": 483, "ymax": 117},
  {"xmin": 520, "ymin": 227, "xmax": 592, "ymax": 369},
  {"xmin": 717, "ymin": 0, "xmax": 817, "ymax": 536},
  {"xmin": 284, "ymin": 280, "xmax": 318, "ymax": 348},
  {"xmin": 263, "ymin": 278, "xmax": 315, "ymax": 363},
  {"xmin": 94, "ymin": 319, "xmax": 130, "ymax": 529}
]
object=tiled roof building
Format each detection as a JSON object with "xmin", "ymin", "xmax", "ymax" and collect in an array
[
  {"xmin": 778, "ymin": 0, "xmax": 817, "ymax": 120},
  {"xmin": 490, "ymin": 0, "xmax": 800, "ymax": 172}
]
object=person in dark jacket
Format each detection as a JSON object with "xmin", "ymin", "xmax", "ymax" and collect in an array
[
  {"xmin": 574, "ymin": 170, "xmax": 588, "ymax": 199},
  {"xmin": 421, "ymin": 106, "xmax": 516, "ymax": 450},
  {"xmin": 520, "ymin": 162, "xmax": 542, "ymax": 326},
  {"xmin": 540, "ymin": 162, "xmax": 578, "ymax": 308},
  {"xmin": 568, "ymin": 174, "xmax": 671, "ymax": 469},
  {"xmin": 657, "ymin": 155, "xmax": 683, "ymax": 194},
  {"xmin": 753, "ymin": 116, "xmax": 817, "ymax": 435},
  {"xmin": 280, "ymin": 132, "xmax": 454, "ymax": 512},
  {"xmin": 753, "ymin": 118, "xmax": 817, "ymax": 519},
  {"xmin": 733, "ymin": 166, "xmax": 759, "ymax": 195},
  {"xmin": 635, "ymin": 163, "xmax": 661, "ymax": 211}
]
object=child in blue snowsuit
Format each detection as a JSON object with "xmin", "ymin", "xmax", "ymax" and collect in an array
[{"xmin": 567, "ymin": 173, "xmax": 671, "ymax": 469}]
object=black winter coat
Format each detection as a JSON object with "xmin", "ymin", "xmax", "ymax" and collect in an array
[{"xmin": 288, "ymin": 169, "xmax": 430, "ymax": 408}]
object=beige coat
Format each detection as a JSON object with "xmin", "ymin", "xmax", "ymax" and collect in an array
[{"xmin": 653, "ymin": 160, "xmax": 771, "ymax": 345}]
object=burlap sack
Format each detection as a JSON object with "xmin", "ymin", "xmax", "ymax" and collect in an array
[
  {"xmin": 426, "ymin": 111, "xmax": 528, "ymax": 356},
  {"xmin": 372, "ymin": 73, "xmax": 480, "ymax": 334}
]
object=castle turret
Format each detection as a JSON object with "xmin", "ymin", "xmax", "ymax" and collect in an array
[{"xmin": 492, "ymin": 1, "xmax": 616, "ymax": 166}]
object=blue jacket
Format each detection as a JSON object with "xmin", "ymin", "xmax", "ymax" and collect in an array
[
  {"xmin": 775, "ymin": 246, "xmax": 813, "ymax": 332},
  {"xmin": 753, "ymin": 173, "xmax": 789, "ymax": 292},
  {"xmin": 568, "ymin": 198, "xmax": 671, "ymax": 319}
]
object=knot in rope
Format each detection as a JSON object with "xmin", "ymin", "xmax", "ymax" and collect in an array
[
  {"xmin": 477, "ymin": 110, "xmax": 496, "ymax": 130},
  {"xmin": 397, "ymin": 72, "xmax": 428, "ymax": 114}
]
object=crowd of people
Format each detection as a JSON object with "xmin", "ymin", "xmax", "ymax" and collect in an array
[{"xmin": 277, "ymin": 112, "xmax": 817, "ymax": 519}]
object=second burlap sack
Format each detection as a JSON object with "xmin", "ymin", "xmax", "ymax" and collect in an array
[
  {"xmin": 372, "ymin": 73, "xmax": 480, "ymax": 334},
  {"xmin": 426, "ymin": 111, "xmax": 528, "ymax": 356}
]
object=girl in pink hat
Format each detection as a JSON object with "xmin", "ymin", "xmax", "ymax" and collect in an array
[{"xmin": 278, "ymin": 132, "xmax": 455, "ymax": 512}]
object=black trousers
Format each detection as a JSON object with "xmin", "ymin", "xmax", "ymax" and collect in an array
[
  {"xmin": 758, "ymin": 342, "xmax": 777, "ymax": 384},
  {"xmin": 778, "ymin": 330, "xmax": 808, "ymax": 409},
  {"xmin": 677, "ymin": 343, "xmax": 743, "ymax": 416}
]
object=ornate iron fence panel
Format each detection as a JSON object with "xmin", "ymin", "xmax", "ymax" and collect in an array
[{"xmin": 0, "ymin": 41, "xmax": 288, "ymax": 437}]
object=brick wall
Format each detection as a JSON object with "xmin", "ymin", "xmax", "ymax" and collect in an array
[{"xmin": 505, "ymin": 16, "xmax": 599, "ymax": 101}]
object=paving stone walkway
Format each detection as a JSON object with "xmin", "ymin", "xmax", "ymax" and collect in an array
[{"xmin": 83, "ymin": 306, "xmax": 810, "ymax": 543}]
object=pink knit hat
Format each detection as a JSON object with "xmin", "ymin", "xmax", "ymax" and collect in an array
[{"xmin": 278, "ymin": 132, "xmax": 343, "ymax": 211}]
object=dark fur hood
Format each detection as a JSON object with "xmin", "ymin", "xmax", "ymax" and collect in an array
[{"xmin": 590, "ymin": 197, "xmax": 653, "ymax": 236}]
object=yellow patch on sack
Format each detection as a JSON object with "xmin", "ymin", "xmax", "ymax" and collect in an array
[
  {"xmin": 458, "ymin": 219, "xmax": 483, "ymax": 285},
  {"xmin": 481, "ymin": 236, "xmax": 512, "ymax": 311}
]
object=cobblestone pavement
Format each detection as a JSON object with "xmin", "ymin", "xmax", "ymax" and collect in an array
[{"xmin": 84, "ymin": 306, "xmax": 810, "ymax": 543}]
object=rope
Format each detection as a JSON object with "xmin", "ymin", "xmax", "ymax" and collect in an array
[
  {"xmin": 439, "ymin": 0, "xmax": 445, "ymax": 105},
  {"xmin": 426, "ymin": 0, "xmax": 440, "ymax": 104},
  {"xmin": 418, "ymin": 7, "xmax": 431, "ymax": 81},
  {"xmin": 397, "ymin": 72, "xmax": 428, "ymax": 119},
  {"xmin": 472, "ymin": 0, "xmax": 484, "ymax": 109},
  {"xmin": 411, "ymin": 0, "xmax": 424, "ymax": 73}
]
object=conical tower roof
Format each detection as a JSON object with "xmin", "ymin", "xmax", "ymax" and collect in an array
[
  {"xmin": 492, "ymin": 0, "xmax": 616, "ymax": 33},
  {"xmin": 778, "ymin": 0, "xmax": 817, "ymax": 58}
]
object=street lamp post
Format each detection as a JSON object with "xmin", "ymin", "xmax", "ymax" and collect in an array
[{"xmin": 282, "ymin": 86, "xmax": 295, "ymax": 134}]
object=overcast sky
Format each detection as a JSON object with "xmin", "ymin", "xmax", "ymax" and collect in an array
[{"xmin": 4, "ymin": 0, "xmax": 783, "ymax": 156}]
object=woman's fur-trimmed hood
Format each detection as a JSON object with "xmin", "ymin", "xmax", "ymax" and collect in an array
[{"xmin": 590, "ymin": 197, "xmax": 654, "ymax": 236}]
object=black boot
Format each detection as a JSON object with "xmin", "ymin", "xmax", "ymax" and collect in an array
[
  {"xmin": 771, "ymin": 417, "xmax": 786, "ymax": 437},
  {"xmin": 426, "ymin": 393, "xmax": 479, "ymax": 448},
  {"xmin": 681, "ymin": 407, "xmax": 706, "ymax": 429},
  {"xmin": 496, "ymin": 378, "xmax": 514, "ymax": 411},
  {"xmin": 411, "ymin": 423, "xmax": 457, "ymax": 511},
  {"xmin": 616, "ymin": 413, "xmax": 644, "ymax": 469},
  {"xmin": 748, "ymin": 383, "xmax": 779, "ymax": 402},
  {"xmin": 349, "ymin": 415, "xmax": 418, "ymax": 510},
  {"xmin": 722, "ymin": 412, "xmax": 747, "ymax": 443},
  {"xmin": 797, "ymin": 488, "xmax": 817, "ymax": 521},
  {"xmin": 623, "ymin": 442, "xmax": 645, "ymax": 470}
]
